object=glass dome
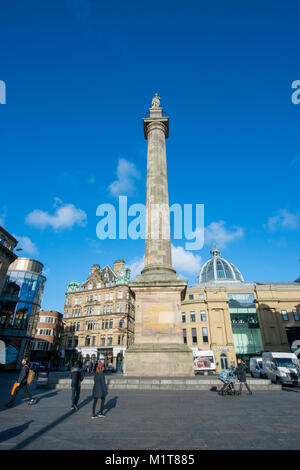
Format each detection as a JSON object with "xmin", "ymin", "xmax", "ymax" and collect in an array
[{"xmin": 198, "ymin": 247, "xmax": 244, "ymax": 283}]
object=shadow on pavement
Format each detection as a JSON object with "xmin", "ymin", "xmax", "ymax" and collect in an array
[
  {"xmin": 104, "ymin": 396, "xmax": 118, "ymax": 415},
  {"xmin": 0, "ymin": 421, "xmax": 34, "ymax": 443},
  {"xmin": 11, "ymin": 395, "xmax": 94, "ymax": 450},
  {"xmin": 34, "ymin": 391, "xmax": 58, "ymax": 404},
  {"xmin": 282, "ymin": 386, "xmax": 300, "ymax": 393}
]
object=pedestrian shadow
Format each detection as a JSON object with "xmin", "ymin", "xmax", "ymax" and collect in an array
[
  {"xmin": 104, "ymin": 396, "xmax": 118, "ymax": 415},
  {"xmin": 78, "ymin": 395, "xmax": 94, "ymax": 410},
  {"xmin": 11, "ymin": 395, "xmax": 94, "ymax": 450},
  {"xmin": 0, "ymin": 420, "xmax": 34, "ymax": 443},
  {"xmin": 34, "ymin": 392, "xmax": 58, "ymax": 404}
]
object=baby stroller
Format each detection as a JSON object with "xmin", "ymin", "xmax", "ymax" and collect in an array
[{"xmin": 218, "ymin": 368, "xmax": 238, "ymax": 396}]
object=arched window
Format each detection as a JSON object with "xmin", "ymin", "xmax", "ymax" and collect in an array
[{"xmin": 220, "ymin": 353, "xmax": 229, "ymax": 370}]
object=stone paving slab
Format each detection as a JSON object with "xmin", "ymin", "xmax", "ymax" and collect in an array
[{"xmin": 0, "ymin": 372, "xmax": 299, "ymax": 450}]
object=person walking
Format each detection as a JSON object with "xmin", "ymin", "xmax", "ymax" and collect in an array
[
  {"xmin": 35, "ymin": 363, "xmax": 40, "ymax": 380},
  {"xmin": 70, "ymin": 361, "xmax": 84, "ymax": 411},
  {"xmin": 91, "ymin": 362, "xmax": 107, "ymax": 419},
  {"xmin": 236, "ymin": 358, "xmax": 252, "ymax": 395},
  {"xmin": 6, "ymin": 358, "xmax": 35, "ymax": 407}
]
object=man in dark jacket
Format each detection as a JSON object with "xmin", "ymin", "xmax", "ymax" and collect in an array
[
  {"xmin": 70, "ymin": 361, "xmax": 84, "ymax": 411},
  {"xmin": 6, "ymin": 358, "xmax": 35, "ymax": 407},
  {"xmin": 236, "ymin": 359, "xmax": 252, "ymax": 395},
  {"xmin": 91, "ymin": 362, "xmax": 107, "ymax": 419}
]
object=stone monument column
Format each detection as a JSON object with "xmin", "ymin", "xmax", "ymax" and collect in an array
[{"xmin": 123, "ymin": 94, "xmax": 194, "ymax": 377}]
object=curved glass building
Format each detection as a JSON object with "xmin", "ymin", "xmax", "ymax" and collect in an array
[{"xmin": 0, "ymin": 258, "xmax": 46, "ymax": 369}]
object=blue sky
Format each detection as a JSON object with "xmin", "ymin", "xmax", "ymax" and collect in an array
[{"xmin": 1, "ymin": 0, "xmax": 300, "ymax": 311}]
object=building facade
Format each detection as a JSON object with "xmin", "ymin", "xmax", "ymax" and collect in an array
[
  {"xmin": 0, "ymin": 226, "xmax": 18, "ymax": 296},
  {"xmin": 30, "ymin": 310, "xmax": 64, "ymax": 366},
  {"xmin": 62, "ymin": 260, "xmax": 134, "ymax": 369},
  {"xmin": 183, "ymin": 248, "xmax": 300, "ymax": 372},
  {"xmin": 0, "ymin": 258, "xmax": 46, "ymax": 369}
]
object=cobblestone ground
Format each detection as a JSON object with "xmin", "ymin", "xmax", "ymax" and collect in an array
[{"xmin": 0, "ymin": 373, "xmax": 300, "ymax": 450}]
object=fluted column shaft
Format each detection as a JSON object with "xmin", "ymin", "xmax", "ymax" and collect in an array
[{"xmin": 143, "ymin": 116, "xmax": 172, "ymax": 270}]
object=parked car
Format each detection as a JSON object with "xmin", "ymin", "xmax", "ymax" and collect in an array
[
  {"xmin": 262, "ymin": 352, "xmax": 299, "ymax": 385},
  {"xmin": 250, "ymin": 357, "xmax": 265, "ymax": 378}
]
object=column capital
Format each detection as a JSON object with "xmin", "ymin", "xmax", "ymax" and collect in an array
[{"xmin": 143, "ymin": 116, "xmax": 169, "ymax": 139}]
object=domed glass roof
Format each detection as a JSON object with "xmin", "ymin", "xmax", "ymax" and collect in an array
[{"xmin": 198, "ymin": 247, "xmax": 244, "ymax": 283}]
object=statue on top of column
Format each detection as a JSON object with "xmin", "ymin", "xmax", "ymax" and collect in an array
[{"xmin": 151, "ymin": 93, "xmax": 161, "ymax": 108}]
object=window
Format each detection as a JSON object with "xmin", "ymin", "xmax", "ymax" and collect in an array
[
  {"xmin": 182, "ymin": 327, "xmax": 186, "ymax": 343},
  {"xmin": 109, "ymin": 320, "xmax": 113, "ymax": 329},
  {"xmin": 74, "ymin": 298, "xmax": 78, "ymax": 305},
  {"xmin": 105, "ymin": 293, "xmax": 109, "ymax": 301},
  {"xmin": 85, "ymin": 336, "xmax": 90, "ymax": 346},
  {"xmin": 119, "ymin": 320, "xmax": 125, "ymax": 328},
  {"xmin": 110, "ymin": 293, "xmax": 114, "ymax": 300},
  {"xmin": 97, "ymin": 282, "xmax": 101, "ymax": 289},
  {"xmin": 293, "ymin": 310, "xmax": 300, "ymax": 321},
  {"xmin": 107, "ymin": 336, "xmax": 112, "ymax": 345},
  {"xmin": 198, "ymin": 294, "xmax": 204, "ymax": 300},
  {"xmin": 191, "ymin": 328, "xmax": 197, "ymax": 344},
  {"xmin": 88, "ymin": 284, "xmax": 93, "ymax": 290},
  {"xmin": 76, "ymin": 322, "xmax": 80, "ymax": 331},
  {"xmin": 100, "ymin": 336, "xmax": 105, "ymax": 345},
  {"xmin": 281, "ymin": 310, "xmax": 289, "ymax": 321},
  {"xmin": 190, "ymin": 312, "xmax": 195, "ymax": 322},
  {"xmin": 118, "ymin": 335, "xmax": 124, "ymax": 345},
  {"xmin": 105, "ymin": 320, "xmax": 109, "ymax": 329},
  {"xmin": 189, "ymin": 294, "xmax": 194, "ymax": 300},
  {"xmin": 181, "ymin": 313, "xmax": 186, "ymax": 323},
  {"xmin": 200, "ymin": 311, "xmax": 206, "ymax": 322},
  {"xmin": 202, "ymin": 327, "xmax": 209, "ymax": 344},
  {"xmin": 92, "ymin": 336, "xmax": 96, "ymax": 346},
  {"xmin": 118, "ymin": 291, "xmax": 123, "ymax": 299}
]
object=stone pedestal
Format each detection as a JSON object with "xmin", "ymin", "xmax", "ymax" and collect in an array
[
  {"xmin": 123, "ymin": 281, "xmax": 194, "ymax": 377},
  {"xmin": 124, "ymin": 343, "xmax": 194, "ymax": 377}
]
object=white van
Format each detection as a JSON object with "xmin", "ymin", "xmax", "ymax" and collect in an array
[
  {"xmin": 250, "ymin": 357, "xmax": 265, "ymax": 378},
  {"xmin": 262, "ymin": 352, "xmax": 299, "ymax": 385}
]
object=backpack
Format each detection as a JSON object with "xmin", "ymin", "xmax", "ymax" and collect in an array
[{"xmin": 27, "ymin": 369, "xmax": 36, "ymax": 385}]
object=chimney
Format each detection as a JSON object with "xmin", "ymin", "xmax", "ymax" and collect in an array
[
  {"xmin": 91, "ymin": 264, "xmax": 100, "ymax": 274},
  {"xmin": 113, "ymin": 260, "xmax": 125, "ymax": 273}
]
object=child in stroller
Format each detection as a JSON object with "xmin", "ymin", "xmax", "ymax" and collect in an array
[{"xmin": 218, "ymin": 366, "xmax": 237, "ymax": 396}]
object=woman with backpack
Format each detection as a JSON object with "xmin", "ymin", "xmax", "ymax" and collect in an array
[{"xmin": 5, "ymin": 358, "xmax": 35, "ymax": 408}]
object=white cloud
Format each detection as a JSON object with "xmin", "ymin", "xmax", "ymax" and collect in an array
[
  {"xmin": 171, "ymin": 244, "xmax": 202, "ymax": 276},
  {"xmin": 108, "ymin": 158, "xmax": 140, "ymax": 197},
  {"xmin": 0, "ymin": 207, "xmax": 7, "ymax": 227},
  {"xmin": 266, "ymin": 209, "xmax": 300, "ymax": 232},
  {"xmin": 26, "ymin": 199, "xmax": 87, "ymax": 230},
  {"xmin": 127, "ymin": 256, "xmax": 145, "ymax": 280},
  {"xmin": 204, "ymin": 221, "xmax": 244, "ymax": 249},
  {"xmin": 128, "ymin": 246, "xmax": 202, "ymax": 280},
  {"xmin": 13, "ymin": 235, "xmax": 39, "ymax": 256}
]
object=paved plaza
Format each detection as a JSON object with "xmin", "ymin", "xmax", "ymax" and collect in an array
[{"xmin": 0, "ymin": 373, "xmax": 300, "ymax": 450}]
